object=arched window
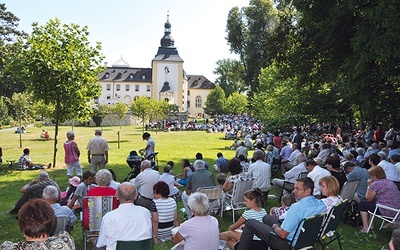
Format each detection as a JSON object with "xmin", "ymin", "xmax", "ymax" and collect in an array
[{"xmin": 195, "ymin": 96, "xmax": 202, "ymax": 108}]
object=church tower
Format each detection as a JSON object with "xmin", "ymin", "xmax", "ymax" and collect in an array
[{"xmin": 151, "ymin": 15, "xmax": 187, "ymax": 113}]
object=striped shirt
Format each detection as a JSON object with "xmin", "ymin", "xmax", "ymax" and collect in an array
[
  {"xmin": 242, "ymin": 208, "xmax": 267, "ymax": 240},
  {"xmin": 150, "ymin": 197, "xmax": 177, "ymax": 241}
]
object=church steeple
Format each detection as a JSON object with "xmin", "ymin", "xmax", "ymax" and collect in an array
[{"xmin": 160, "ymin": 15, "xmax": 175, "ymax": 47}]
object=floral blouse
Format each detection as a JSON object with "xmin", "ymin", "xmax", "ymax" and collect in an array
[{"xmin": 0, "ymin": 232, "xmax": 75, "ymax": 250}]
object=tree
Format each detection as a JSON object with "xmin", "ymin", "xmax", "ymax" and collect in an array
[
  {"xmin": 91, "ymin": 104, "xmax": 111, "ymax": 127},
  {"xmin": 223, "ymin": 92, "xmax": 248, "ymax": 114},
  {"xmin": 5, "ymin": 18, "xmax": 104, "ymax": 167},
  {"xmin": 213, "ymin": 59, "xmax": 246, "ymax": 97},
  {"xmin": 226, "ymin": 0, "xmax": 279, "ymax": 96},
  {"xmin": 204, "ymin": 86, "xmax": 226, "ymax": 116},
  {"xmin": 32, "ymin": 100, "xmax": 55, "ymax": 122},
  {"xmin": 111, "ymin": 102, "xmax": 128, "ymax": 130},
  {"xmin": 130, "ymin": 96, "xmax": 151, "ymax": 133},
  {"xmin": 8, "ymin": 92, "xmax": 34, "ymax": 148},
  {"xmin": 0, "ymin": 4, "xmax": 26, "ymax": 98},
  {"xmin": 0, "ymin": 96, "xmax": 8, "ymax": 127}
]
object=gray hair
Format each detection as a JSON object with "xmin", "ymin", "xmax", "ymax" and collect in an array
[
  {"xmin": 117, "ymin": 182, "xmax": 136, "ymax": 202},
  {"xmin": 193, "ymin": 160, "xmax": 205, "ymax": 170},
  {"xmin": 296, "ymin": 153, "xmax": 307, "ymax": 163},
  {"xmin": 253, "ymin": 150, "xmax": 265, "ymax": 161},
  {"xmin": 42, "ymin": 185, "xmax": 59, "ymax": 200},
  {"xmin": 95, "ymin": 129, "xmax": 102, "ymax": 136},
  {"xmin": 188, "ymin": 192, "xmax": 209, "ymax": 215},
  {"xmin": 66, "ymin": 131, "xmax": 75, "ymax": 139},
  {"xmin": 141, "ymin": 160, "xmax": 151, "ymax": 169},
  {"xmin": 95, "ymin": 169, "xmax": 112, "ymax": 186},
  {"xmin": 38, "ymin": 171, "xmax": 50, "ymax": 180}
]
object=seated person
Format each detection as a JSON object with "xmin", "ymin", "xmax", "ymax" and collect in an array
[
  {"xmin": 7, "ymin": 171, "xmax": 60, "ymax": 215},
  {"xmin": 176, "ymin": 159, "xmax": 194, "ymax": 186},
  {"xmin": 150, "ymin": 181, "xmax": 180, "ymax": 243},
  {"xmin": 159, "ymin": 165, "xmax": 180, "ymax": 196},
  {"xmin": 1, "ymin": 199, "xmax": 75, "ymax": 249},
  {"xmin": 42, "ymin": 185, "xmax": 77, "ymax": 231},
  {"xmin": 219, "ymin": 188, "xmax": 267, "ymax": 250},
  {"xmin": 269, "ymin": 194, "xmax": 295, "ymax": 220},
  {"xmin": 82, "ymin": 169, "xmax": 118, "ymax": 229},
  {"xmin": 172, "ymin": 193, "xmax": 219, "ymax": 250},
  {"xmin": 17, "ymin": 148, "xmax": 35, "ymax": 170},
  {"xmin": 214, "ymin": 152, "xmax": 229, "ymax": 173}
]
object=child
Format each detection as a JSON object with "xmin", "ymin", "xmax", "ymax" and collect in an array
[
  {"xmin": 269, "ymin": 193, "xmax": 295, "ymax": 220},
  {"xmin": 217, "ymin": 173, "xmax": 226, "ymax": 186},
  {"xmin": 219, "ymin": 188, "xmax": 267, "ymax": 250}
]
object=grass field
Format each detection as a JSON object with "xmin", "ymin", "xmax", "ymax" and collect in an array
[{"xmin": 0, "ymin": 125, "xmax": 392, "ymax": 249}]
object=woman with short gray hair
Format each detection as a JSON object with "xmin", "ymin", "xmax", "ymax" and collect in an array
[
  {"xmin": 172, "ymin": 193, "xmax": 219, "ymax": 249},
  {"xmin": 95, "ymin": 169, "xmax": 112, "ymax": 187}
]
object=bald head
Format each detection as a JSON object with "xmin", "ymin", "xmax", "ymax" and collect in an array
[{"xmin": 117, "ymin": 182, "xmax": 137, "ymax": 203}]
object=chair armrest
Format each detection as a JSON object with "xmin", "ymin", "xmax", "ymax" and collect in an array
[
  {"xmin": 376, "ymin": 203, "xmax": 400, "ymax": 212},
  {"xmin": 269, "ymin": 231, "xmax": 290, "ymax": 244}
]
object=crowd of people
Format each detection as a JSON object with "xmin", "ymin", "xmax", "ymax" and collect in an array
[{"xmin": 3, "ymin": 122, "xmax": 400, "ymax": 250}]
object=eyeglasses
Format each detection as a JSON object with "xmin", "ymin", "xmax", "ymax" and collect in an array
[{"xmin": 294, "ymin": 187, "xmax": 306, "ymax": 191}]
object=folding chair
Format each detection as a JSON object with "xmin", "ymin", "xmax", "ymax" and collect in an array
[
  {"xmin": 367, "ymin": 203, "xmax": 400, "ymax": 233},
  {"xmin": 82, "ymin": 196, "xmax": 116, "ymax": 250},
  {"xmin": 116, "ymin": 238, "xmax": 153, "ymax": 250},
  {"xmin": 317, "ymin": 200, "xmax": 348, "ymax": 250},
  {"xmin": 271, "ymin": 158, "xmax": 281, "ymax": 177},
  {"xmin": 52, "ymin": 216, "xmax": 67, "ymax": 236},
  {"xmin": 339, "ymin": 180, "xmax": 360, "ymax": 201},
  {"xmin": 223, "ymin": 178, "xmax": 256, "ymax": 223},
  {"xmin": 269, "ymin": 213, "xmax": 326, "ymax": 250},
  {"xmin": 196, "ymin": 186, "xmax": 223, "ymax": 217},
  {"xmin": 279, "ymin": 181, "xmax": 294, "ymax": 202},
  {"xmin": 298, "ymin": 171, "xmax": 309, "ymax": 179}
]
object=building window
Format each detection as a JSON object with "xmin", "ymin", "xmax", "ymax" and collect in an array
[
  {"xmin": 106, "ymin": 84, "xmax": 111, "ymax": 91},
  {"xmin": 116, "ymin": 84, "xmax": 120, "ymax": 91},
  {"xmin": 129, "ymin": 74, "xmax": 134, "ymax": 79},
  {"xmin": 195, "ymin": 96, "xmax": 202, "ymax": 108},
  {"xmin": 125, "ymin": 84, "xmax": 130, "ymax": 91},
  {"xmin": 187, "ymin": 101, "xmax": 190, "ymax": 108},
  {"xmin": 187, "ymin": 90, "xmax": 190, "ymax": 96},
  {"xmin": 146, "ymin": 85, "xmax": 151, "ymax": 92},
  {"xmin": 142, "ymin": 75, "xmax": 146, "ymax": 80},
  {"xmin": 105, "ymin": 73, "xmax": 110, "ymax": 79},
  {"xmin": 135, "ymin": 85, "xmax": 139, "ymax": 92},
  {"xmin": 106, "ymin": 95, "xmax": 111, "ymax": 100}
]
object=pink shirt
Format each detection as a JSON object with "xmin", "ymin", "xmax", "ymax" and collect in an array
[{"xmin": 64, "ymin": 140, "xmax": 79, "ymax": 164}]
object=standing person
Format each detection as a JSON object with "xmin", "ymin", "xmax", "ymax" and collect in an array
[
  {"xmin": 64, "ymin": 131, "xmax": 82, "ymax": 179},
  {"xmin": 96, "ymin": 182, "xmax": 152, "ymax": 250},
  {"xmin": 87, "ymin": 129, "xmax": 109, "ymax": 172},
  {"xmin": 142, "ymin": 132, "xmax": 155, "ymax": 159}
]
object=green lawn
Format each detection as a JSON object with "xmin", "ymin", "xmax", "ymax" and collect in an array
[{"xmin": 0, "ymin": 125, "xmax": 392, "ymax": 249}]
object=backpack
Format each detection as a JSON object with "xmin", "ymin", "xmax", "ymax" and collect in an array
[{"xmin": 343, "ymin": 200, "xmax": 362, "ymax": 227}]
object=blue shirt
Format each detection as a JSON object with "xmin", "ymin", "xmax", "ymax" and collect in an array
[
  {"xmin": 281, "ymin": 196, "xmax": 326, "ymax": 245},
  {"xmin": 216, "ymin": 157, "xmax": 229, "ymax": 173},
  {"xmin": 51, "ymin": 203, "xmax": 77, "ymax": 227},
  {"xmin": 347, "ymin": 166, "xmax": 370, "ymax": 198}
]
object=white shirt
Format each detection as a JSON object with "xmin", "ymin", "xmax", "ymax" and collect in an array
[
  {"xmin": 288, "ymin": 149, "xmax": 300, "ymax": 165},
  {"xmin": 145, "ymin": 137, "xmax": 155, "ymax": 158},
  {"xmin": 307, "ymin": 166, "xmax": 331, "ymax": 195},
  {"xmin": 133, "ymin": 168, "xmax": 160, "ymax": 199},
  {"xmin": 159, "ymin": 172, "xmax": 179, "ymax": 196},
  {"xmin": 378, "ymin": 160, "xmax": 400, "ymax": 181},
  {"xmin": 248, "ymin": 160, "xmax": 271, "ymax": 192},
  {"xmin": 109, "ymin": 180, "xmax": 120, "ymax": 190},
  {"xmin": 86, "ymin": 135, "xmax": 109, "ymax": 155},
  {"xmin": 178, "ymin": 215, "xmax": 219, "ymax": 250},
  {"xmin": 284, "ymin": 162, "xmax": 306, "ymax": 183},
  {"xmin": 96, "ymin": 203, "xmax": 152, "ymax": 250}
]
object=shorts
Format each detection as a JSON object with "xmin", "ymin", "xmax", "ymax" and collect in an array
[{"xmin": 66, "ymin": 161, "xmax": 82, "ymax": 176}]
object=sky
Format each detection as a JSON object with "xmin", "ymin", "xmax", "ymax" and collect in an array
[{"xmin": 3, "ymin": 0, "xmax": 249, "ymax": 82}]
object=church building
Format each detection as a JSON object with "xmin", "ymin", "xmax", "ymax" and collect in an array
[{"xmin": 96, "ymin": 16, "xmax": 215, "ymax": 118}]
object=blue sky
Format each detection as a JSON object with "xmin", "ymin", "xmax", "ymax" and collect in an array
[{"xmin": 3, "ymin": 0, "xmax": 249, "ymax": 82}]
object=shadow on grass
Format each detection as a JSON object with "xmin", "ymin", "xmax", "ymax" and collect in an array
[{"xmin": 108, "ymin": 140, "xmax": 129, "ymax": 144}]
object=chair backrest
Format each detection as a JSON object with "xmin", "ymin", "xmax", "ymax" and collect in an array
[
  {"xmin": 231, "ymin": 178, "xmax": 255, "ymax": 206},
  {"xmin": 321, "ymin": 200, "xmax": 348, "ymax": 236},
  {"xmin": 291, "ymin": 213, "xmax": 325, "ymax": 249},
  {"xmin": 339, "ymin": 180, "xmax": 360, "ymax": 201},
  {"xmin": 83, "ymin": 196, "xmax": 115, "ymax": 231},
  {"xmin": 393, "ymin": 181, "xmax": 400, "ymax": 191},
  {"xmin": 298, "ymin": 172, "xmax": 309, "ymax": 178},
  {"xmin": 197, "ymin": 186, "xmax": 223, "ymax": 201},
  {"xmin": 52, "ymin": 216, "xmax": 67, "ymax": 236},
  {"xmin": 126, "ymin": 159, "xmax": 142, "ymax": 168},
  {"xmin": 116, "ymin": 238, "xmax": 153, "ymax": 250}
]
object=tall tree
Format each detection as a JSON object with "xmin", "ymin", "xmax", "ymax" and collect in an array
[
  {"xmin": 213, "ymin": 59, "xmax": 246, "ymax": 97},
  {"xmin": 5, "ymin": 18, "xmax": 104, "ymax": 167},
  {"xmin": 130, "ymin": 96, "xmax": 151, "ymax": 133},
  {"xmin": 223, "ymin": 92, "xmax": 248, "ymax": 114},
  {"xmin": 0, "ymin": 4, "xmax": 26, "ymax": 98},
  {"xmin": 226, "ymin": 0, "xmax": 279, "ymax": 96},
  {"xmin": 0, "ymin": 96, "xmax": 8, "ymax": 127},
  {"xmin": 204, "ymin": 86, "xmax": 226, "ymax": 116}
]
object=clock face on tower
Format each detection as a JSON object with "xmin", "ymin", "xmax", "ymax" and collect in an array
[{"xmin": 164, "ymin": 66, "xmax": 170, "ymax": 75}]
